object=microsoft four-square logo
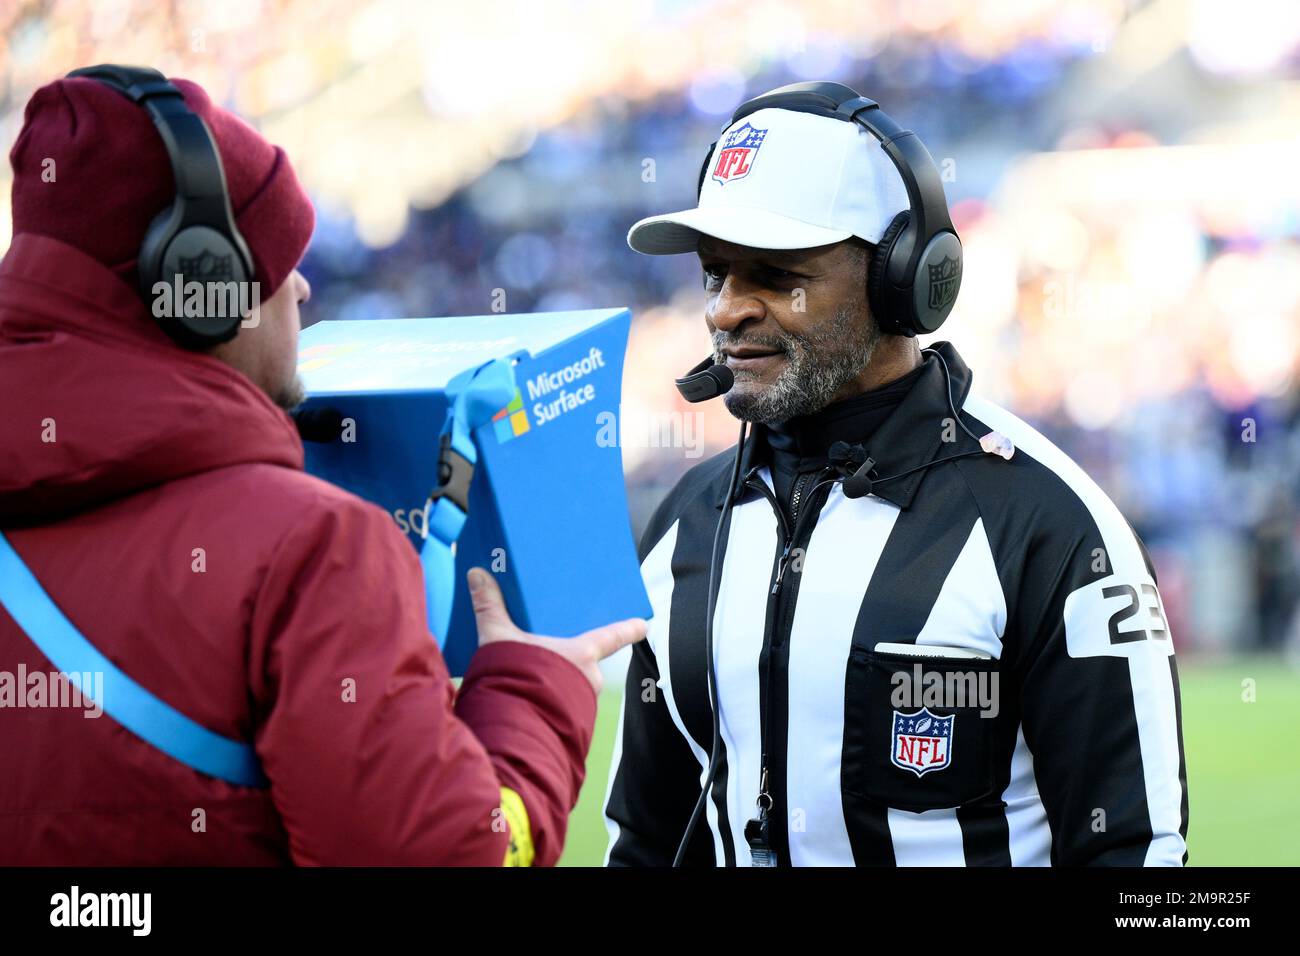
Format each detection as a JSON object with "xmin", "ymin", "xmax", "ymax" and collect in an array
[{"xmin": 492, "ymin": 390, "xmax": 530, "ymax": 443}]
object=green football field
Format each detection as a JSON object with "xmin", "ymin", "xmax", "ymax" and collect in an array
[{"xmin": 558, "ymin": 656, "xmax": 1300, "ymax": 866}]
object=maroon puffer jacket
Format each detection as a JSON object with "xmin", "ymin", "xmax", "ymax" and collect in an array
[{"xmin": 0, "ymin": 234, "xmax": 594, "ymax": 865}]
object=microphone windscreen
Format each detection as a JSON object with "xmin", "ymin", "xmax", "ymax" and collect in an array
[
  {"xmin": 841, "ymin": 473, "xmax": 873, "ymax": 499},
  {"xmin": 675, "ymin": 358, "xmax": 734, "ymax": 403},
  {"xmin": 293, "ymin": 406, "xmax": 345, "ymax": 443},
  {"xmin": 841, "ymin": 457, "xmax": 876, "ymax": 499},
  {"xmin": 709, "ymin": 363, "xmax": 735, "ymax": 393}
]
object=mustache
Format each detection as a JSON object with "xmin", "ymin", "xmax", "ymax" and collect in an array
[{"xmin": 711, "ymin": 331, "xmax": 794, "ymax": 357}]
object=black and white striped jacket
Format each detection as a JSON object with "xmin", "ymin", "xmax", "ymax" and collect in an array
[{"xmin": 603, "ymin": 342, "xmax": 1188, "ymax": 867}]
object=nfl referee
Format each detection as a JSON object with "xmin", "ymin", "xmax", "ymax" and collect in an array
[{"xmin": 603, "ymin": 82, "xmax": 1188, "ymax": 867}]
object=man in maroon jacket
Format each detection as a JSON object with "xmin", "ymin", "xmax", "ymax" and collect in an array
[{"xmin": 0, "ymin": 73, "xmax": 644, "ymax": 865}]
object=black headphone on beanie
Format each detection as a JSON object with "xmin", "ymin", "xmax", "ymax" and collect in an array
[
  {"xmin": 696, "ymin": 81, "xmax": 963, "ymax": 338},
  {"xmin": 65, "ymin": 64, "xmax": 254, "ymax": 350}
]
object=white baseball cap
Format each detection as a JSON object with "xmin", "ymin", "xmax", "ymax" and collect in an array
[{"xmin": 627, "ymin": 106, "xmax": 911, "ymax": 256}]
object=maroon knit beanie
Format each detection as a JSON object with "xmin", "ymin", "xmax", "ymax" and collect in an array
[{"xmin": 9, "ymin": 74, "xmax": 314, "ymax": 301}]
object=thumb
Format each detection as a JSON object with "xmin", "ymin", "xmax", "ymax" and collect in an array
[
  {"xmin": 468, "ymin": 567, "xmax": 517, "ymax": 643},
  {"xmin": 581, "ymin": 617, "xmax": 648, "ymax": 661}
]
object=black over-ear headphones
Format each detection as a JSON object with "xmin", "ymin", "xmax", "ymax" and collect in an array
[
  {"xmin": 695, "ymin": 81, "xmax": 962, "ymax": 337},
  {"xmin": 66, "ymin": 64, "xmax": 255, "ymax": 349}
]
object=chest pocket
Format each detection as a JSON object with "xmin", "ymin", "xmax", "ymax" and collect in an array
[{"xmin": 842, "ymin": 644, "xmax": 1001, "ymax": 813}]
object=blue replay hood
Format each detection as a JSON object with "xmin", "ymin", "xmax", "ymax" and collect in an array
[{"xmin": 296, "ymin": 308, "xmax": 651, "ymax": 676}]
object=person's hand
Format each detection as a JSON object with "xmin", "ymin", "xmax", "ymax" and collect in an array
[{"xmin": 467, "ymin": 567, "xmax": 646, "ymax": 694}]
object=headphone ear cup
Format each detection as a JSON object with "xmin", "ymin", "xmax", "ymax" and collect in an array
[
  {"xmin": 149, "ymin": 223, "xmax": 249, "ymax": 349},
  {"xmin": 137, "ymin": 205, "xmax": 176, "ymax": 300},
  {"xmin": 911, "ymin": 231, "xmax": 964, "ymax": 334},
  {"xmin": 867, "ymin": 211, "xmax": 912, "ymax": 337}
]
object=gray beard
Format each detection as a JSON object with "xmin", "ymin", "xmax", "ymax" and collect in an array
[{"xmin": 716, "ymin": 303, "xmax": 883, "ymax": 425}]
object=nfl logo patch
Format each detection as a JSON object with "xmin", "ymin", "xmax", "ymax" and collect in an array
[
  {"xmin": 926, "ymin": 256, "xmax": 961, "ymax": 311},
  {"xmin": 179, "ymin": 250, "xmax": 234, "ymax": 282},
  {"xmin": 711, "ymin": 122, "xmax": 768, "ymax": 185},
  {"xmin": 891, "ymin": 707, "xmax": 954, "ymax": 778}
]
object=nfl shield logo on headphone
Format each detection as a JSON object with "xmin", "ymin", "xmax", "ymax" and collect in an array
[
  {"xmin": 927, "ymin": 256, "xmax": 961, "ymax": 311},
  {"xmin": 178, "ymin": 250, "xmax": 235, "ymax": 283}
]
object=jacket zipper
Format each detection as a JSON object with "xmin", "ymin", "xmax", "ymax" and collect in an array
[
  {"xmin": 742, "ymin": 465, "xmax": 833, "ymax": 865},
  {"xmin": 770, "ymin": 470, "xmax": 814, "ymax": 594}
]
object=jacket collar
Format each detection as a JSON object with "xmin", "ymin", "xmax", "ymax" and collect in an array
[
  {"xmin": 0, "ymin": 233, "xmax": 163, "ymax": 342},
  {"xmin": 860, "ymin": 340, "xmax": 975, "ymax": 508},
  {"xmin": 0, "ymin": 232, "xmax": 286, "ymax": 383},
  {"xmin": 718, "ymin": 341, "xmax": 976, "ymax": 510},
  {"xmin": 0, "ymin": 234, "xmax": 304, "ymax": 524}
]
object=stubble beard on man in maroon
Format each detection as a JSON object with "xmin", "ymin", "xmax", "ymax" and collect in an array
[{"xmin": 274, "ymin": 374, "xmax": 307, "ymax": 412}]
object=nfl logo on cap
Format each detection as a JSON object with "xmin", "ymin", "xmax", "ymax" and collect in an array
[{"xmin": 711, "ymin": 122, "xmax": 767, "ymax": 185}]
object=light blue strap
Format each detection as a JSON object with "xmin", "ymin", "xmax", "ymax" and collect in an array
[
  {"xmin": 421, "ymin": 358, "xmax": 517, "ymax": 646},
  {"xmin": 0, "ymin": 530, "xmax": 266, "ymax": 788}
]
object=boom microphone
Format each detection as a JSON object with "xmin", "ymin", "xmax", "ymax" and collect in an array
[
  {"xmin": 292, "ymin": 406, "xmax": 345, "ymax": 443},
  {"xmin": 675, "ymin": 356, "xmax": 734, "ymax": 402}
]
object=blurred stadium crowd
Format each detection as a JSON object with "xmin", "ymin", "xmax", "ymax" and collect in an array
[{"xmin": 3, "ymin": 0, "xmax": 1299, "ymax": 656}]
